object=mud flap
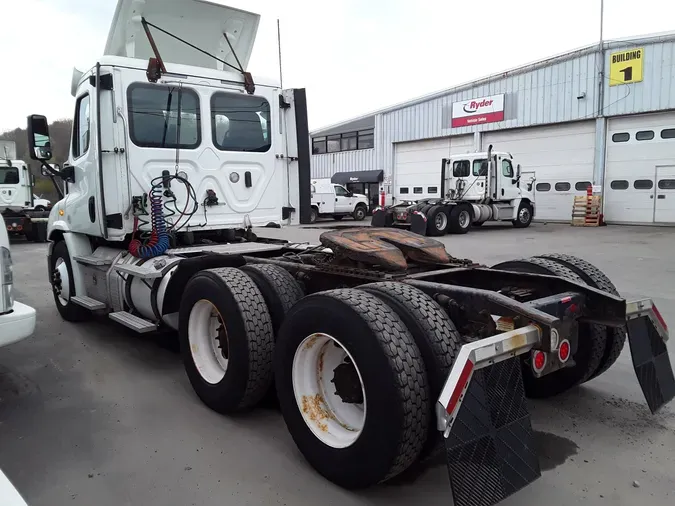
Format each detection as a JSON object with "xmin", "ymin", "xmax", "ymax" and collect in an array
[
  {"xmin": 628, "ymin": 316, "xmax": 675, "ymax": 413},
  {"xmin": 445, "ymin": 357, "xmax": 540, "ymax": 506}
]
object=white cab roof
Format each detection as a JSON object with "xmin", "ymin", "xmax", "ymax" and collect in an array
[{"xmin": 105, "ymin": 0, "xmax": 260, "ymax": 72}]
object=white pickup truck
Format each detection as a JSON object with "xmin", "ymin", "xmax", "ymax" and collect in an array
[
  {"xmin": 0, "ymin": 224, "xmax": 36, "ymax": 347},
  {"xmin": 310, "ymin": 179, "xmax": 370, "ymax": 223}
]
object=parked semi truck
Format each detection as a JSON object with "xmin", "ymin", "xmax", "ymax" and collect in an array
[
  {"xmin": 372, "ymin": 147, "xmax": 538, "ymax": 235},
  {"xmin": 27, "ymin": 1, "xmax": 674, "ymax": 505},
  {"xmin": 1, "ymin": 141, "xmax": 49, "ymax": 242}
]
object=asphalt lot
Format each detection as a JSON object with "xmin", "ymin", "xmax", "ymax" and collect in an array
[{"xmin": 1, "ymin": 221, "xmax": 674, "ymax": 506}]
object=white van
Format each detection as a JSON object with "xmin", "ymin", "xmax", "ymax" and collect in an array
[
  {"xmin": 310, "ymin": 179, "xmax": 370, "ymax": 223},
  {"xmin": 0, "ymin": 225, "xmax": 36, "ymax": 347}
]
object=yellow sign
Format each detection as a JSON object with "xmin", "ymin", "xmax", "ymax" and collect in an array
[{"xmin": 609, "ymin": 47, "xmax": 644, "ymax": 86}]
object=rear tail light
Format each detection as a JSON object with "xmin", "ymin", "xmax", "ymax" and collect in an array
[
  {"xmin": 558, "ymin": 340, "xmax": 571, "ymax": 363},
  {"xmin": 532, "ymin": 350, "xmax": 546, "ymax": 374}
]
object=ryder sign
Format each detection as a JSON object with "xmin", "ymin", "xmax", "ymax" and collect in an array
[{"xmin": 451, "ymin": 94, "xmax": 505, "ymax": 128}]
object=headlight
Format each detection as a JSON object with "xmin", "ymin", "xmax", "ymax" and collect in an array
[{"xmin": 0, "ymin": 246, "xmax": 13, "ymax": 313}]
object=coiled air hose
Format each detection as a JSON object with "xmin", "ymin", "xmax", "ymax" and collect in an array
[{"xmin": 129, "ymin": 184, "xmax": 170, "ymax": 258}]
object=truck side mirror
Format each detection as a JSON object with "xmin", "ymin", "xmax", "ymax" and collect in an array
[
  {"xmin": 27, "ymin": 115, "xmax": 53, "ymax": 161},
  {"xmin": 512, "ymin": 164, "xmax": 522, "ymax": 185}
]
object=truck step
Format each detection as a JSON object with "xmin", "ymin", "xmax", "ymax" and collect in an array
[
  {"xmin": 71, "ymin": 296, "xmax": 107, "ymax": 311},
  {"xmin": 73, "ymin": 255, "xmax": 113, "ymax": 267},
  {"xmin": 113, "ymin": 258, "xmax": 181, "ymax": 279},
  {"xmin": 109, "ymin": 312, "xmax": 157, "ymax": 333}
]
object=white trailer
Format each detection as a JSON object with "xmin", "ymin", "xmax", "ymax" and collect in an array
[
  {"xmin": 26, "ymin": 1, "xmax": 675, "ymax": 505},
  {"xmin": 373, "ymin": 146, "xmax": 538, "ymax": 235}
]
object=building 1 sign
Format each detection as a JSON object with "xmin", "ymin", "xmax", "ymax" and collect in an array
[
  {"xmin": 609, "ymin": 47, "xmax": 644, "ymax": 86},
  {"xmin": 451, "ymin": 94, "xmax": 505, "ymax": 128}
]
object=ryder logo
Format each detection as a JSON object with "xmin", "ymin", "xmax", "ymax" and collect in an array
[{"xmin": 451, "ymin": 94, "xmax": 505, "ymax": 128}]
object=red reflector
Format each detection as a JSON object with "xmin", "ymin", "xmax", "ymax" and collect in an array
[
  {"xmin": 652, "ymin": 304, "xmax": 668, "ymax": 331},
  {"xmin": 446, "ymin": 360, "xmax": 474, "ymax": 415},
  {"xmin": 533, "ymin": 351, "xmax": 546, "ymax": 371},
  {"xmin": 568, "ymin": 303, "xmax": 578, "ymax": 313},
  {"xmin": 558, "ymin": 340, "xmax": 571, "ymax": 362},
  {"xmin": 561, "ymin": 296, "xmax": 572, "ymax": 304}
]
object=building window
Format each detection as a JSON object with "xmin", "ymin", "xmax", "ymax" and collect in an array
[
  {"xmin": 312, "ymin": 137, "xmax": 327, "ymax": 154},
  {"xmin": 211, "ymin": 92, "xmax": 270, "ymax": 152},
  {"xmin": 473, "ymin": 159, "xmax": 488, "ymax": 176},
  {"xmin": 413, "ymin": 187, "xmax": 423, "ymax": 194},
  {"xmin": 610, "ymin": 180, "xmax": 629, "ymax": 190},
  {"xmin": 128, "ymin": 84, "xmax": 201, "ymax": 149},
  {"xmin": 358, "ymin": 129, "xmax": 374, "ymax": 149},
  {"xmin": 661, "ymin": 129, "xmax": 675, "ymax": 139},
  {"xmin": 536, "ymin": 183, "xmax": 551, "ymax": 192},
  {"xmin": 399, "ymin": 187, "xmax": 409, "ymax": 194},
  {"xmin": 575, "ymin": 181, "xmax": 592, "ymax": 191},
  {"xmin": 634, "ymin": 179, "xmax": 653, "ymax": 190},
  {"xmin": 72, "ymin": 94, "xmax": 91, "ymax": 158},
  {"xmin": 612, "ymin": 132, "xmax": 630, "ymax": 143},
  {"xmin": 428, "ymin": 186, "xmax": 438, "ymax": 194},
  {"xmin": 312, "ymin": 128, "xmax": 374, "ymax": 153},
  {"xmin": 658, "ymin": 179, "xmax": 675, "ymax": 190},
  {"xmin": 327, "ymin": 135, "xmax": 341, "ymax": 153},
  {"xmin": 636, "ymin": 130, "xmax": 654, "ymax": 141},
  {"xmin": 502, "ymin": 160, "xmax": 514, "ymax": 178},
  {"xmin": 453, "ymin": 160, "xmax": 470, "ymax": 177},
  {"xmin": 555, "ymin": 182, "xmax": 571, "ymax": 191}
]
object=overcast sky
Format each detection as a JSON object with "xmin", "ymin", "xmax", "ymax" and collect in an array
[{"xmin": 1, "ymin": 0, "xmax": 674, "ymax": 134}]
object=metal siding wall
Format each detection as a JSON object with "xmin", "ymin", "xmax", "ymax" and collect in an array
[
  {"xmin": 310, "ymin": 149, "xmax": 375, "ymax": 179},
  {"xmin": 377, "ymin": 53, "xmax": 600, "ymax": 174},
  {"xmin": 604, "ymin": 40, "xmax": 675, "ymax": 117}
]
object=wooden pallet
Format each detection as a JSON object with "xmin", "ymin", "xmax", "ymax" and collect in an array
[{"xmin": 571, "ymin": 196, "xmax": 602, "ymax": 226}]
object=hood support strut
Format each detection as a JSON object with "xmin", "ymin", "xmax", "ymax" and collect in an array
[{"xmin": 140, "ymin": 17, "xmax": 255, "ymax": 94}]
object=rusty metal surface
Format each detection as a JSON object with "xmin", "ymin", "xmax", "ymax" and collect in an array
[{"xmin": 319, "ymin": 227, "xmax": 450, "ymax": 270}]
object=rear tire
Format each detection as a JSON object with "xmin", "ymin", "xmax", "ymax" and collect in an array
[
  {"xmin": 178, "ymin": 268, "xmax": 275, "ymax": 413},
  {"xmin": 492, "ymin": 257, "xmax": 606, "ymax": 398},
  {"xmin": 512, "ymin": 201, "xmax": 533, "ymax": 228},
  {"xmin": 50, "ymin": 241, "xmax": 90, "ymax": 322},
  {"xmin": 449, "ymin": 205, "xmax": 472, "ymax": 234},
  {"xmin": 309, "ymin": 207, "xmax": 318, "ymax": 223},
  {"xmin": 275, "ymin": 289, "xmax": 429, "ymax": 488},
  {"xmin": 536, "ymin": 253, "xmax": 626, "ymax": 380},
  {"xmin": 359, "ymin": 282, "xmax": 461, "ymax": 463},
  {"xmin": 426, "ymin": 206, "xmax": 450, "ymax": 236}
]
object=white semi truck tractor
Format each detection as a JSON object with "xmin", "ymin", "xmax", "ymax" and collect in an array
[
  {"xmin": 27, "ymin": 1, "xmax": 674, "ymax": 505},
  {"xmin": 372, "ymin": 147, "xmax": 538, "ymax": 235}
]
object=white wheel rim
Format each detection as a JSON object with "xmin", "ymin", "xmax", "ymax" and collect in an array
[
  {"xmin": 188, "ymin": 300, "xmax": 229, "ymax": 384},
  {"xmin": 54, "ymin": 258, "xmax": 70, "ymax": 306},
  {"xmin": 459, "ymin": 210, "xmax": 471, "ymax": 228},
  {"xmin": 435, "ymin": 212, "xmax": 448, "ymax": 230},
  {"xmin": 292, "ymin": 333, "xmax": 367, "ymax": 448}
]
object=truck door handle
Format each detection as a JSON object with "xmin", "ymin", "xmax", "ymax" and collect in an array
[
  {"xmin": 650, "ymin": 195, "xmax": 654, "ymax": 199},
  {"xmin": 658, "ymin": 195, "xmax": 666, "ymax": 199},
  {"xmin": 335, "ymin": 198, "xmax": 338, "ymax": 202},
  {"xmin": 88, "ymin": 196, "xmax": 96, "ymax": 223}
]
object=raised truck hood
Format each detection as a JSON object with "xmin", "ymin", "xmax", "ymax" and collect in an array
[{"xmin": 105, "ymin": 0, "xmax": 260, "ymax": 72}]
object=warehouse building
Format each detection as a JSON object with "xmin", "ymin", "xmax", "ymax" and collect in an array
[{"xmin": 310, "ymin": 32, "xmax": 675, "ymax": 224}]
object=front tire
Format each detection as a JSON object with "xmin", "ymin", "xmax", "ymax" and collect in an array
[
  {"xmin": 275, "ymin": 289, "xmax": 429, "ymax": 488},
  {"xmin": 34, "ymin": 205, "xmax": 46, "ymax": 212},
  {"xmin": 50, "ymin": 241, "xmax": 89, "ymax": 322},
  {"xmin": 512, "ymin": 201, "xmax": 533, "ymax": 228},
  {"xmin": 178, "ymin": 268, "xmax": 275, "ymax": 413}
]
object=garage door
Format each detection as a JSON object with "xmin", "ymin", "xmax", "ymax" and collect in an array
[
  {"xmin": 393, "ymin": 135, "xmax": 473, "ymax": 201},
  {"xmin": 604, "ymin": 112, "xmax": 675, "ymax": 224},
  {"xmin": 483, "ymin": 121, "xmax": 596, "ymax": 221}
]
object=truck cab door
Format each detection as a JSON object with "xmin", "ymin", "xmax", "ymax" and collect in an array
[
  {"xmin": 499, "ymin": 157, "xmax": 520, "ymax": 201},
  {"xmin": 333, "ymin": 185, "xmax": 352, "ymax": 213}
]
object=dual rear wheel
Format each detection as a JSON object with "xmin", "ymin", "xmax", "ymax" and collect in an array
[{"xmin": 179, "ymin": 267, "xmax": 462, "ymax": 488}]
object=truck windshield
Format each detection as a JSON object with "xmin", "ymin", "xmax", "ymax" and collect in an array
[
  {"xmin": 473, "ymin": 159, "xmax": 488, "ymax": 176},
  {"xmin": 0, "ymin": 166, "xmax": 19, "ymax": 184}
]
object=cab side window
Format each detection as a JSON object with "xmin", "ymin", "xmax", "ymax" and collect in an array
[
  {"xmin": 502, "ymin": 159, "xmax": 514, "ymax": 178},
  {"xmin": 334, "ymin": 186, "xmax": 349, "ymax": 197},
  {"xmin": 72, "ymin": 94, "xmax": 91, "ymax": 159}
]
